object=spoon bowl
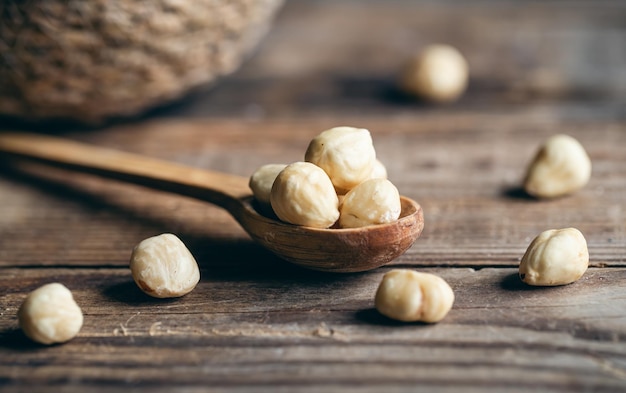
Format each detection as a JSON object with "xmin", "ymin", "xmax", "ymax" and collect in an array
[
  {"xmin": 236, "ymin": 196, "xmax": 423, "ymax": 272},
  {"xmin": 0, "ymin": 132, "xmax": 424, "ymax": 273}
]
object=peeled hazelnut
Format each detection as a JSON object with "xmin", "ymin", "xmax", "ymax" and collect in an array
[
  {"xmin": 305, "ymin": 126, "xmax": 376, "ymax": 193},
  {"xmin": 18, "ymin": 283, "xmax": 83, "ymax": 345},
  {"xmin": 130, "ymin": 233, "xmax": 200, "ymax": 298},
  {"xmin": 249, "ymin": 163, "xmax": 288, "ymax": 206},
  {"xmin": 375, "ymin": 269, "xmax": 454, "ymax": 323},
  {"xmin": 524, "ymin": 134, "xmax": 591, "ymax": 198},
  {"xmin": 270, "ymin": 162, "xmax": 339, "ymax": 228},
  {"xmin": 400, "ymin": 44, "xmax": 469, "ymax": 103},
  {"xmin": 339, "ymin": 178, "xmax": 401, "ymax": 228},
  {"xmin": 519, "ymin": 228, "xmax": 589, "ymax": 286},
  {"xmin": 369, "ymin": 159, "xmax": 388, "ymax": 180}
]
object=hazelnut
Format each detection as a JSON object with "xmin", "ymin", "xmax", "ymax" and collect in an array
[
  {"xmin": 523, "ymin": 134, "xmax": 591, "ymax": 198},
  {"xmin": 375, "ymin": 269, "xmax": 454, "ymax": 323},
  {"xmin": 369, "ymin": 159, "xmax": 388, "ymax": 181},
  {"xmin": 339, "ymin": 178, "xmax": 401, "ymax": 228},
  {"xmin": 400, "ymin": 44, "xmax": 469, "ymax": 103},
  {"xmin": 305, "ymin": 126, "xmax": 376, "ymax": 193},
  {"xmin": 18, "ymin": 283, "xmax": 83, "ymax": 345},
  {"xmin": 519, "ymin": 228, "xmax": 589, "ymax": 286},
  {"xmin": 270, "ymin": 162, "xmax": 339, "ymax": 228},
  {"xmin": 249, "ymin": 163, "xmax": 287, "ymax": 207},
  {"xmin": 130, "ymin": 233, "xmax": 200, "ymax": 298}
]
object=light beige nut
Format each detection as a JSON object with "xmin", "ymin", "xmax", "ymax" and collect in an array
[
  {"xmin": 400, "ymin": 44, "xmax": 469, "ymax": 103},
  {"xmin": 18, "ymin": 283, "xmax": 83, "ymax": 345},
  {"xmin": 375, "ymin": 269, "xmax": 454, "ymax": 323},
  {"xmin": 519, "ymin": 228, "xmax": 589, "ymax": 286},
  {"xmin": 270, "ymin": 162, "xmax": 339, "ymax": 228},
  {"xmin": 130, "ymin": 233, "xmax": 200, "ymax": 298},
  {"xmin": 337, "ymin": 159, "xmax": 387, "ymax": 196},
  {"xmin": 369, "ymin": 159, "xmax": 388, "ymax": 180},
  {"xmin": 304, "ymin": 126, "xmax": 376, "ymax": 193},
  {"xmin": 523, "ymin": 134, "xmax": 591, "ymax": 198},
  {"xmin": 339, "ymin": 178, "xmax": 401, "ymax": 228},
  {"xmin": 249, "ymin": 163, "xmax": 288, "ymax": 206}
]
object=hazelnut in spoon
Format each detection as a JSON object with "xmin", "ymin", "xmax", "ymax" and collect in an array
[{"xmin": 0, "ymin": 132, "xmax": 424, "ymax": 273}]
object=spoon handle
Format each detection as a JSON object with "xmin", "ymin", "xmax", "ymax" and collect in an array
[{"xmin": 0, "ymin": 132, "xmax": 252, "ymax": 209}]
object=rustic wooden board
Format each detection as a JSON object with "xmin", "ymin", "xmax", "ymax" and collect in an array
[
  {"xmin": 0, "ymin": 115, "xmax": 624, "ymax": 268},
  {"xmin": 1, "ymin": 0, "xmax": 625, "ymax": 391},
  {"xmin": 1, "ymin": 267, "xmax": 626, "ymax": 392},
  {"xmin": 0, "ymin": 115, "xmax": 624, "ymax": 392}
]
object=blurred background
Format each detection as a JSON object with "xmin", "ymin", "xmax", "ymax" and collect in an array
[{"xmin": 1, "ymin": 0, "xmax": 625, "ymax": 128}]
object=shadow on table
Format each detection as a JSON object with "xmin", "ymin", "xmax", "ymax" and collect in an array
[
  {"xmin": 0, "ymin": 328, "xmax": 44, "ymax": 351},
  {"xmin": 501, "ymin": 186, "xmax": 535, "ymax": 200},
  {"xmin": 354, "ymin": 308, "xmax": 430, "ymax": 327},
  {"xmin": 500, "ymin": 272, "xmax": 557, "ymax": 292},
  {"xmin": 102, "ymin": 281, "xmax": 183, "ymax": 306}
]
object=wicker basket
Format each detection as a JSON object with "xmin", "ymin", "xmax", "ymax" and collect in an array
[{"xmin": 0, "ymin": 0, "xmax": 283, "ymax": 123}]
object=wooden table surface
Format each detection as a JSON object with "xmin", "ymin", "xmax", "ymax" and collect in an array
[{"xmin": 1, "ymin": 1, "xmax": 625, "ymax": 391}]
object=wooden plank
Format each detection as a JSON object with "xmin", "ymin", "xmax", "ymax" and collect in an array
[
  {"xmin": 1, "ymin": 267, "xmax": 625, "ymax": 391},
  {"xmin": 0, "ymin": 0, "xmax": 625, "ymax": 391},
  {"xmin": 1, "ymin": 116, "xmax": 624, "ymax": 268}
]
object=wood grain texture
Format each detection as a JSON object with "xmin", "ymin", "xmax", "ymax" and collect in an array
[
  {"xmin": 1, "ymin": 267, "xmax": 626, "ymax": 392},
  {"xmin": 0, "ymin": 116, "xmax": 623, "ymax": 268},
  {"xmin": 0, "ymin": 132, "xmax": 424, "ymax": 273},
  {"xmin": 0, "ymin": 0, "xmax": 625, "ymax": 391}
]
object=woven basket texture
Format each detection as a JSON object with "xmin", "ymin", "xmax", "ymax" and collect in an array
[{"xmin": 0, "ymin": 0, "xmax": 283, "ymax": 123}]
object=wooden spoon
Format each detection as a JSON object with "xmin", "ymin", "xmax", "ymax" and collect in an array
[{"xmin": 0, "ymin": 132, "xmax": 424, "ymax": 273}]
